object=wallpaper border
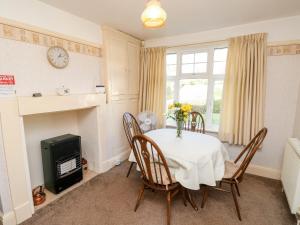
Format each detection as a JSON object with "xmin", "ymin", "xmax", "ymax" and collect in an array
[
  {"xmin": 0, "ymin": 22, "xmax": 102, "ymax": 58},
  {"xmin": 0, "ymin": 18, "xmax": 299, "ymax": 58},
  {"xmin": 268, "ymin": 44, "xmax": 300, "ymax": 56}
]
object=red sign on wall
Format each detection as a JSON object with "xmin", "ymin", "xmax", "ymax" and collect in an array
[
  {"xmin": 0, "ymin": 75, "xmax": 15, "ymax": 85},
  {"xmin": 0, "ymin": 75, "xmax": 16, "ymax": 95}
]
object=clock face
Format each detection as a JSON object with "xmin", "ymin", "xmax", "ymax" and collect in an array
[{"xmin": 47, "ymin": 46, "xmax": 69, "ymax": 69}]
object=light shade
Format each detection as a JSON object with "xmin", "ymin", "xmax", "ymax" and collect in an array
[{"xmin": 141, "ymin": 0, "xmax": 167, "ymax": 28}]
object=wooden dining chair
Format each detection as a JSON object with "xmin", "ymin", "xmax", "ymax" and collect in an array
[
  {"xmin": 132, "ymin": 134, "xmax": 197, "ymax": 225},
  {"xmin": 123, "ymin": 112, "xmax": 143, "ymax": 177},
  {"xmin": 184, "ymin": 111, "xmax": 205, "ymax": 133},
  {"xmin": 201, "ymin": 127, "xmax": 268, "ymax": 221}
]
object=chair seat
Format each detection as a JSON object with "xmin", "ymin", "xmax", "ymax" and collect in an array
[
  {"xmin": 148, "ymin": 163, "xmax": 176, "ymax": 185},
  {"xmin": 223, "ymin": 161, "xmax": 239, "ymax": 179}
]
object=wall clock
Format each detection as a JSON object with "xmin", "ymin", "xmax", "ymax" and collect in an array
[{"xmin": 47, "ymin": 46, "xmax": 69, "ymax": 69}]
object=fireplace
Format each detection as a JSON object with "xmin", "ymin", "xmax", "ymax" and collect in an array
[
  {"xmin": 41, "ymin": 134, "xmax": 83, "ymax": 194},
  {"xmin": 0, "ymin": 93, "xmax": 106, "ymax": 223}
]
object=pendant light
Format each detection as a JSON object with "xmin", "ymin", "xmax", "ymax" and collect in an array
[{"xmin": 141, "ymin": 0, "xmax": 167, "ymax": 28}]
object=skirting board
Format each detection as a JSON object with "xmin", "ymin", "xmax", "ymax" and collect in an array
[
  {"xmin": 100, "ymin": 150, "xmax": 131, "ymax": 173},
  {"xmin": 245, "ymin": 163, "xmax": 281, "ymax": 180},
  {"xmin": 0, "ymin": 211, "xmax": 17, "ymax": 225}
]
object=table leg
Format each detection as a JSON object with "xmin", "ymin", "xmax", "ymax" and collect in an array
[{"xmin": 184, "ymin": 189, "xmax": 198, "ymax": 211}]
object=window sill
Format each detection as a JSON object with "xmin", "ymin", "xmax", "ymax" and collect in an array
[{"xmin": 206, "ymin": 130, "xmax": 218, "ymax": 135}]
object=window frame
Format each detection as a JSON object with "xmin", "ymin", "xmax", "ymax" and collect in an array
[{"xmin": 166, "ymin": 43, "xmax": 228, "ymax": 132}]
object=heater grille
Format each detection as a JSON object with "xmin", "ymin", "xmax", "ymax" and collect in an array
[{"xmin": 57, "ymin": 153, "xmax": 81, "ymax": 178}]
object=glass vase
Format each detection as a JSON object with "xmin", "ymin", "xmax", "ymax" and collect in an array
[{"xmin": 176, "ymin": 120, "xmax": 184, "ymax": 138}]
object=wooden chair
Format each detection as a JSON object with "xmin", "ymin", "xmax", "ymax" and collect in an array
[
  {"xmin": 201, "ymin": 127, "xmax": 268, "ymax": 221},
  {"xmin": 123, "ymin": 112, "xmax": 143, "ymax": 177},
  {"xmin": 184, "ymin": 111, "xmax": 205, "ymax": 133},
  {"xmin": 132, "ymin": 134, "xmax": 197, "ymax": 225}
]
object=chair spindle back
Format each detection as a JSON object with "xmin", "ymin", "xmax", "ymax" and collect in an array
[
  {"xmin": 232, "ymin": 127, "xmax": 268, "ymax": 181},
  {"xmin": 123, "ymin": 112, "xmax": 142, "ymax": 148},
  {"xmin": 132, "ymin": 134, "xmax": 174, "ymax": 186},
  {"xmin": 184, "ymin": 111, "xmax": 205, "ymax": 133}
]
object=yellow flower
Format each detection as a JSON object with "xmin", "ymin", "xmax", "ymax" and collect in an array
[
  {"xmin": 168, "ymin": 104, "xmax": 174, "ymax": 109},
  {"xmin": 181, "ymin": 104, "xmax": 192, "ymax": 112},
  {"xmin": 185, "ymin": 104, "xmax": 192, "ymax": 112}
]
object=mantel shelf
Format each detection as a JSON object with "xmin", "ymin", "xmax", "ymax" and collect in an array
[{"xmin": 17, "ymin": 93, "xmax": 106, "ymax": 116}]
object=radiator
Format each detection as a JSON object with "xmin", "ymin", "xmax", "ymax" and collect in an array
[{"xmin": 281, "ymin": 138, "xmax": 300, "ymax": 214}]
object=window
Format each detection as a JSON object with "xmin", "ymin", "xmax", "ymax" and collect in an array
[{"xmin": 166, "ymin": 46, "xmax": 228, "ymax": 131}]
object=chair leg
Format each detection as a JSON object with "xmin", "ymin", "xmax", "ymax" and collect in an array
[
  {"xmin": 126, "ymin": 162, "xmax": 134, "ymax": 177},
  {"xmin": 166, "ymin": 191, "xmax": 171, "ymax": 225},
  {"xmin": 134, "ymin": 184, "xmax": 145, "ymax": 212},
  {"xmin": 234, "ymin": 183, "xmax": 241, "ymax": 197},
  {"xmin": 231, "ymin": 184, "xmax": 242, "ymax": 221},
  {"xmin": 201, "ymin": 186, "xmax": 208, "ymax": 209}
]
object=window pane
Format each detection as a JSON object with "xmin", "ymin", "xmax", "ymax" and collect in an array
[
  {"xmin": 195, "ymin": 52, "xmax": 208, "ymax": 63},
  {"xmin": 167, "ymin": 65, "xmax": 176, "ymax": 76},
  {"xmin": 213, "ymin": 61, "xmax": 226, "ymax": 74},
  {"xmin": 166, "ymin": 80, "xmax": 176, "ymax": 126},
  {"xmin": 214, "ymin": 48, "xmax": 228, "ymax": 61},
  {"xmin": 179, "ymin": 79, "xmax": 208, "ymax": 115},
  {"xmin": 182, "ymin": 64, "xmax": 194, "ymax": 74},
  {"xmin": 182, "ymin": 54, "xmax": 194, "ymax": 64},
  {"xmin": 166, "ymin": 54, "xmax": 177, "ymax": 65},
  {"xmin": 212, "ymin": 80, "xmax": 224, "ymax": 125},
  {"xmin": 195, "ymin": 63, "xmax": 207, "ymax": 73},
  {"xmin": 166, "ymin": 80, "xmax": 175, "ymax": 107}
]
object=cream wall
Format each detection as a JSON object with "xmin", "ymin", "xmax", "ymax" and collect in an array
[
  {"xmin": 0, "ymin": 38, "xmax": 102, "ymax": 96},
  {"xmin": 145, "ymin": 15, "xmax": 300, "ymax": 47},
  {"xmin": 144, "ymin": 15, "xmax": 300, "ymax": 175},
  {"xmin": 0, "ymin": 0, "xmax": 102, "ymax": 45},
  {"xmin": 294, "ymin": 84, "xmax": 300, "ymax": 139},
  {"xmin": 0, "ymin": 0, "xmax": 103, "ymax": 219}
]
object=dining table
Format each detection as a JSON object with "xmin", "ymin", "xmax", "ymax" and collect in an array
[{"xmin": 129, "ymin": 128, "xmax": 229, "ymax": 190}]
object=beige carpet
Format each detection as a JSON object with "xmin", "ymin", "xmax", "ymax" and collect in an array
[{"xmin": 21, "ymin": 162, "xmax": 295, "ymax": 225}]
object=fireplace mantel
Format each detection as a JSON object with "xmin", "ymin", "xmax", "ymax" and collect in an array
[{"xmin": 18, "ymin": 94, "xmax": 106, "ymax": 116}]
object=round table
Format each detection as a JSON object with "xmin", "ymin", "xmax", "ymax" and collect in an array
[{"xmin": 129, "ymin": 128, "xmax": 229, "ymax": 190}]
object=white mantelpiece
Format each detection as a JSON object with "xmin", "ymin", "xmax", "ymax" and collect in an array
[
  {"xmin": 18, "ymin": 94, "xmax": 105, "ymax": 115},
  {"xmin": 0, "ymin": 94, "xmax": 106, "ymax": 224}
]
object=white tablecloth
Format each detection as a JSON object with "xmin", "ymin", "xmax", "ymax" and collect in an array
[{"xmin": 129, "ymin": 128, "xmax": 229, "ymax": 190}]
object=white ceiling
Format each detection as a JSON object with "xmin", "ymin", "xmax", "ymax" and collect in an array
[{"xmin": 39, "ymin": 0, "xmax": 300, "ymax": 40}]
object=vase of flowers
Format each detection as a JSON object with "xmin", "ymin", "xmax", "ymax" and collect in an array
[{"xmin": 167, "ymin": 102, "xmax": 192, "ymax": 138}]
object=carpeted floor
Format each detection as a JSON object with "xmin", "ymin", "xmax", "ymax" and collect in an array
[{"xmin": 21, "ymin": 162, "xmax": 296, "ymax": 225}]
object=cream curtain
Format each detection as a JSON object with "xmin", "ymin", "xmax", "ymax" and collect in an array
[
  {"xmin": 139, "ymin": 47, "xmax": 166, "ymax": 128},
  {"xmin": 219, "ymin": 33, "xmax": 267, "ymax": 145}
]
